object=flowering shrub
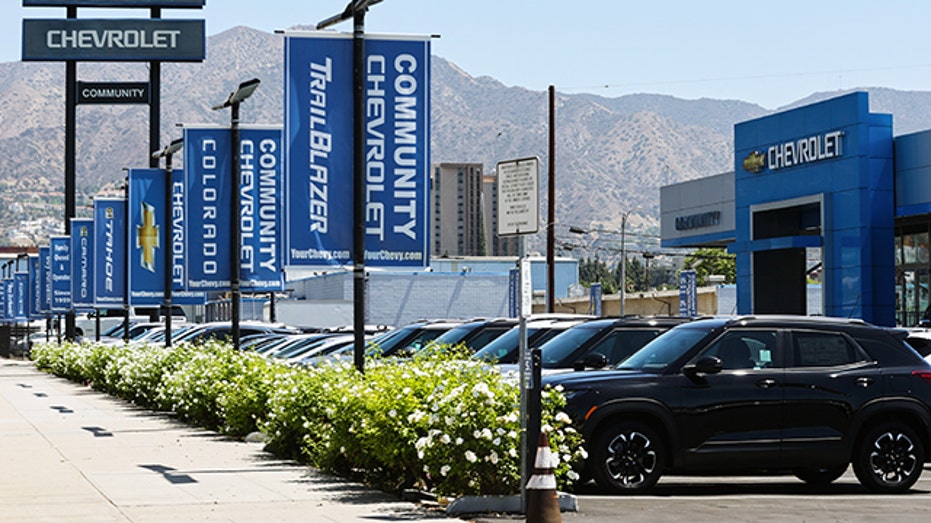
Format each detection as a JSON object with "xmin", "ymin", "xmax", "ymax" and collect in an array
[{"xmin": 31, "ymin": 339, "xmax": 585, "ymax": 498}]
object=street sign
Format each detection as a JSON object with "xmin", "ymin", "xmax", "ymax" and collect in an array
[
  {"xmin": 23, "ymin": 19, "xmax": 205, "ymax": 62},
  {"xmin": 496, "ymin": 157, "xmax": 540, "ymax": 236},
  {"xmin": 77, "ymin": 81, "xmax": 150, "ymax": 105}
]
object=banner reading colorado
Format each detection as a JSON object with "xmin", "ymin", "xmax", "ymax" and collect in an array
[
  {"xmin": 70, "ymin": 218, "xmax": 95, "ymax": 310},
  {"xmin": 13, "ymin": 272, "xmax": 29, "ymax": 322},
  {"xmin": 29, "ymin": 255, "xmax": 42, "ymax": 319},
  {"xmin": 93, "ymin": 198, "xmax": 126, "ymax": 308},
  {"xmin": 184, "ymin": 127, "xmax": 232, "ymax": 290}
]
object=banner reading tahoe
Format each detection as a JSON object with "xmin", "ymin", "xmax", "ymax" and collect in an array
[{"xmin": 284, "ymin": 33, "xmax": 430, "ymax": 268}]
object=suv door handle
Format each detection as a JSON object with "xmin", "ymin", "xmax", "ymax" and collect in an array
[
  {"xmin": 855, "ymin": 377, "xmax": 874, "ymax": 387},
  {"xmin": 756, "ymin": 378, "xmax": 776, "ymax": 388}
]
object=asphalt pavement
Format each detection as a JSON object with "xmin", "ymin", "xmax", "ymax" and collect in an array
[{"xmin": 0, "ymin": 358, "xmax": 473, "ymax": 523}]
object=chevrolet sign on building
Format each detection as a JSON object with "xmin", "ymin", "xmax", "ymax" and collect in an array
[{"xmin": 22, "ymin": 19, "xmax": 205, "ymax": 62}]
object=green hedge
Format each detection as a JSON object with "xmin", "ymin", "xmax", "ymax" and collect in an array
[{"xmin": 32, "ymin": 340, "xmax": 584, "ymax": 497}]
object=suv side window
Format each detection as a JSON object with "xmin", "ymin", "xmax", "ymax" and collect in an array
[
  {"xmin": 697, "ymin": 329, "xmax": 778, "ymax": 370},
  {"xmin": 588, "ymin": 329, "xmax": 662, "ymax": 366},
  {"xmin": 790, "ymin": 331, "xmax": 866, "ymax": 367}
]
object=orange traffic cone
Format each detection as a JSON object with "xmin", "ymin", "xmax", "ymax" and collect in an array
[{"xmin": 526, "ymin": 431, "xmax": 562, "ymax": 523}]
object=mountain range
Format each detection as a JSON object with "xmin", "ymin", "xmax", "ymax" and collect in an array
[{"xmin": 3, "ymin": 25, "xmax": 931, "ymax": 251}]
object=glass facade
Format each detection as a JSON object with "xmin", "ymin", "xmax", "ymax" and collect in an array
[{"xmin": 895, "ymin": 220, "xmax": 931, "ymax": 326}]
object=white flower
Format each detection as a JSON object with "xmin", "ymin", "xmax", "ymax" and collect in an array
[
  {"xmin": 388, "ymin": 409, "xmax": 397, "ymax": 418},
  {"xmin": 481, "ymin": 428, "xmax": 493, "ymax": 440},
  {"xmin": 439, "ymin": 433, "xmax": 451, "ymax": 444},
  {"xmin": 465, "ymin": 450, "xmax": 478, "ymax": 463},
  {"xmin": 555, "ymin": 412, "xmax": 571, "ymax": 424},
  {"xmin": 567, "ymin": 470, "xmax": 580, "ymax": 481},
  {"xmin": 487, "ymin": 450, "xmax": 499, "ymax": 464},
  {"xmin": 455, "ymin": 437, "xmax": 464, "ymax": 445},
  {"xmin": 440, "ymin": 465, "xmax": 451, "ymax": 476}
]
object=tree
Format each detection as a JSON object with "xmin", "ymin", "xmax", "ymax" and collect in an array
[{"xmin": 683, "ymin": 248, "xmax": 736, "ymax": 285}]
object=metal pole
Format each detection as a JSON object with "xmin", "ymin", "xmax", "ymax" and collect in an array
[
  {"xmin": 231, "ymin": 101, "xmax": 242, "ymax": 351},
  {"xmin": 352, "ymin": 7, "xmax": 367, "ymax": 373},
  {"xmin": 64, "ymin": 6, "xmax": 77, "ymax": 342},
  {"xmin": 163, "ymin": 154, "xmax": 173, "ymax": 347},
  {"xmin": 546, "ymin": 85, "xmax": 556, "ymax": 313},
  {"xmin": 620, "ymin": 213, "xmax": 627, "ymax": 316}
]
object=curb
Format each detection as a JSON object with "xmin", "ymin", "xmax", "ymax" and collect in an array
[{"xmin": 445, "ymin": 493, "xmax": 578, "ymax": 516}]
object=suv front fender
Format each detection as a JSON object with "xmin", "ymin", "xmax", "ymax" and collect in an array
[{"xmin": 582, "ymin": 398, "xmax": 681, "ymax": 465}]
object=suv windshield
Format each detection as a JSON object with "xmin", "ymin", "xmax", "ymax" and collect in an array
[
  {"xmin": 617, "ymin": 325, "xmax": 714, "ymax": 371},
  {"xmin": 536, "ymin": 323, "xmax": 607, "ymax": 364}
]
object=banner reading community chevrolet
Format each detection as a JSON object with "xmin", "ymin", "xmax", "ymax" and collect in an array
[{"xmin": 284, "ymin": 33, "xmax": 430, "ymax": 269}]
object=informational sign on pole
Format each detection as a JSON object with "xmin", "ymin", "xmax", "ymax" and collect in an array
[
  {"xmin": 50, "ymin": 235, "xmax": 71, "ymax": 313},
  {"xmin": 496, "ymin": 157, "xmax": 540, "ymax": 237}
]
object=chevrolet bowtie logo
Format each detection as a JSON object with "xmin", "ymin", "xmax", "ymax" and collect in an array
[
  {"xmin": 136, "ymin": 202, "xmax": 159, "ymax": 273},
  {"xmin": 742, "ymin": 150, "xmax": 765, "ymax": 173}
]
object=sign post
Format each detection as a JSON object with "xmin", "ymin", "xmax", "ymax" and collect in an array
[{"xmin": 496, "ymin": 156, "xmax": 540, "ymax": 513}]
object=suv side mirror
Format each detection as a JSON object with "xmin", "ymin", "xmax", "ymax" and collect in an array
[
  {"xmin": 683, "ymin": 356, "xmax": 723, "ymax": 377},
  {"xmin": 573, "ymin": 352, "xmax": 608, "ymax": 371}
]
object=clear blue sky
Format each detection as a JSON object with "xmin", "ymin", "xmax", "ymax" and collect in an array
[{"xmin": 8, "ymin": 0, "xmax": 931, "ymax": 109}]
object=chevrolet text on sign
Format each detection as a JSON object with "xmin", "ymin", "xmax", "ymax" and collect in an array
[{"xmin": 22, "ymin": 19, "xmax": 205, "ymax": 62}]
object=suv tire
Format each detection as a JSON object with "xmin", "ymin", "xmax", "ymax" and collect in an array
[
  {"xmin": 853, "ymin": 421, "xmax": 924, "ymax": 493},
  {"xmin": 591, "ymin": 421, "xmax": 665, "ymax": 493}
]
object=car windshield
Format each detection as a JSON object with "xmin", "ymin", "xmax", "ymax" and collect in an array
[
  {"xmin": 616, "ymin": 325, "xmax": 714, "ymax": 372},
  {"xmin": 432, "ymin": 324, "xmax": 480, "ymax": 346},
  {"xmin": 471, "ymin": 326, "xmax": 553, "ymax": 363},
  {"xmin": 535, "ymin": 324, "xmax": 606, "ymax": 364}
]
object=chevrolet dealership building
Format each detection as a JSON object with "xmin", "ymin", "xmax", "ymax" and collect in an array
[{"xmin": 661, "ymin": 92, "xmax": 931, "ymax": 327}]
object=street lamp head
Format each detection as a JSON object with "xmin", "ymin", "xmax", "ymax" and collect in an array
[
  {"xmin": 212, "ymin": 78, "xmax": 261, "ymax": 110},
  {"xmin": 152, "ymin": 137, "xmax": 184, "ymax": 160}
]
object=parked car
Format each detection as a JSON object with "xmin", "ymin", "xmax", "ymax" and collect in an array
[
  {"xmin": 547, "ymin": 315, "xmax": 931, "ymax": 494},
  {"xmin": 366, "ymin": 319, "xmax": 466, "ymax": 357},
  {"xmin": 173, "ymin": 321, "xmax": 299, "ymax": 345},
  {"xmin": 472, "ymin": 316, "xmax": 594, "ymax": 364},
  {"xmin": 421, "ymin": 318, "xmax": 519, "ymax": 354},
  {"xmin": 533, "ymin": 316, "xmax": 692, "ymax": 371}
]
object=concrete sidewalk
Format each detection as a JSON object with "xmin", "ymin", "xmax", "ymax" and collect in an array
[{"xmin": 0, "ymin": 359, "xmax": 470, "ymax": 523}]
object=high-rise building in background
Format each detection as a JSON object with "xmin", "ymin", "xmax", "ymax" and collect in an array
[{"xmin": 431, "ymin": 163, "xmax": 519, "ymax": 257}]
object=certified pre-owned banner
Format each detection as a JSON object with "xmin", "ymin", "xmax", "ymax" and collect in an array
[
  {"xmin": 284, "ymin": 33, "xmax": 431, "ymax": 269},
  {"xmin": 183, "ymin": 126, "xmax": 284, "ymax": 292},
  {"xmin": 94, "ymin": 198, "xmax": 126, "ymax": 309},
  {"xmin": 22, "ymin": 19, "xmax": 206, "ymax": 62},
  {"xmin": 50, "ymin": 235, "xmax": 71, "ymax": 313},
  {"xmin": 128, "ymin": 168, "xmax": 205, "ymax": 306},
  {"xmin": 70, "ymin": 218, "xmax": 95, "ymax": 311}
]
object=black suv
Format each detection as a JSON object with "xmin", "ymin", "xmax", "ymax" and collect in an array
[{"xmin": 547, "ymin": 316, "xmax": 931, "ymax": 493}]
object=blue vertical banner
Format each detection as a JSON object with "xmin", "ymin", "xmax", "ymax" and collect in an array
[
  {"xmin": 128, "ymin": 168, "xmax": 205, "ymax": 305},
  {"xmin": 238, "ymin": 126, "xmax": 285, "ymax": 291},
  {"xmin": 182, "ymin": 126, "xmax": 284, "ymax": 292},
  {"xmin": 94, "ymin": 198, "xmax": 127, "ymax": 309},
  {"xmin": 590, "ymin": 283, "xmax": 603, "ymax": 317},
  {"xmin": 70, "ymin": 218, "xmax": 95, "ymax": 311},
  {"xmin": 29, "ymin": 255, "xmax": 42, "ymax": 319},
  {"xmin": 678, "ymin": 269, "xmax": 698, "ymax": 317},
  {"xmin": 2, "ymin": 278, "xmax": 12, "ymax": 323},
  {"xmin": 0, "ymin": 275, "xmax": 8, "ymax": 323},
  {"xmin": 14, "ymin": 271, "xmax": 29, "ymax": 321},
  {"xmin": 50, "ymin": 235, "xmax": 71, "ymax": 313},
  {"xmin": 39, "ymin": 246, "xmax": 51, "ymax": 314},
  {"xmin": 507, "ymin": 268, "xmax": 519, "ymax": 318},
  {"xmin": 183, "ymin": 127, "xmax": 232, "ymax": 291},
  {"xmin": 284, "ymin": 33, "xmax": 431, "ymax": 268}
]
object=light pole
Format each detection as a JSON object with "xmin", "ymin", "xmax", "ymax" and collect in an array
[
  {"xmin": 152, "ymin": 137, "xmax": 183, "ymax": 347},
  {"xmin": 317, "ymin": 0, "xmax": 384, "ymax": 374},
  {"xmin": 213, "ymin": 78, "xmax": 260, "ymax": 352}
]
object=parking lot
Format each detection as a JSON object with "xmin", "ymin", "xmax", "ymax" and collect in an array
[{"xmin": 543, "ymin": 471, "xmax": 931, "ymax": 523}]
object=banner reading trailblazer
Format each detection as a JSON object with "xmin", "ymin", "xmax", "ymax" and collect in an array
[
  {"xmin": 127, "ymin": 168, "xmax": 205, "ymax": 305},
  {"xmin": 93, "ymin": 198, "xmax": 126, "ymax": 309},
  {"xmin": 284, "ymin": 33, "xmax": 431, "ymax": 269},
  {"xmin": 182, "ymin": 126, "xmax": 284, "ymax": 292}
]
